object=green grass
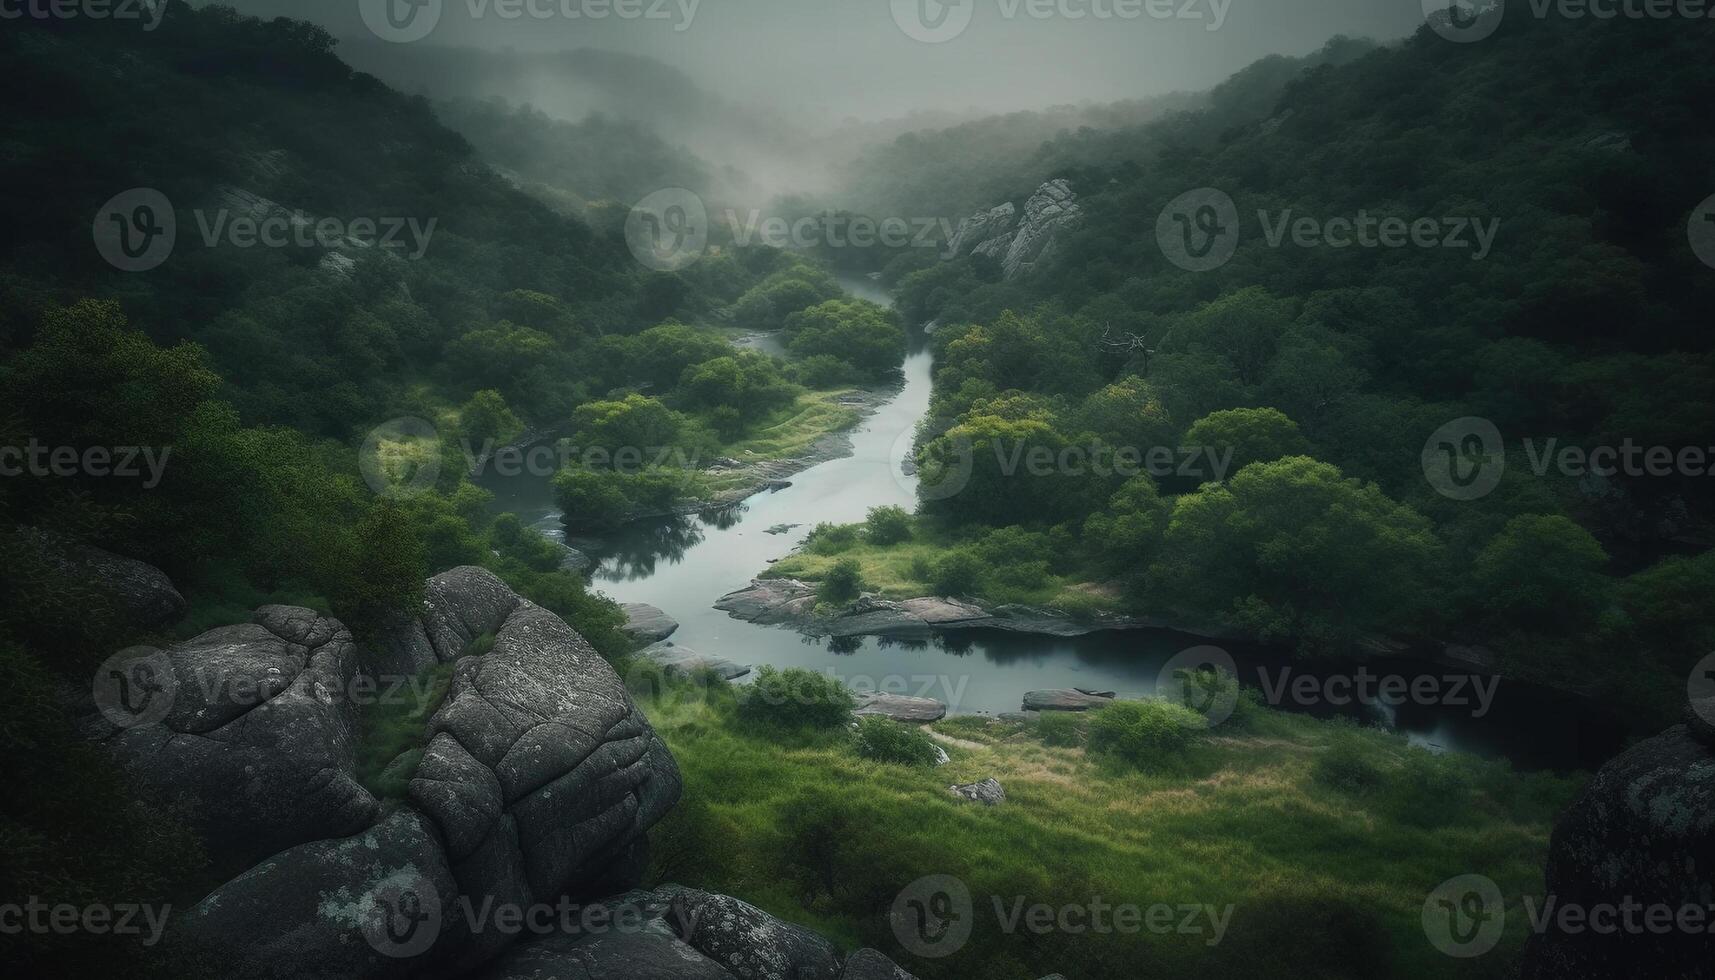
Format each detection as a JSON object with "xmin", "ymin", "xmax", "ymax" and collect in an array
[
  {"xmin": 700, "ymin": 390, "xmax": 863, "ymax": 496},
  {"xmin": 353, "ymin": 653, "xmax": 466, "ymax": 799},
  {"xmin": 636, "ymin": 678, "xmax": 1584, "ymax": 980}
]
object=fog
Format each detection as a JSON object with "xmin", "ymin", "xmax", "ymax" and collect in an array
[{"xmin": 218, "ymin": 0, "xmax": 1428, "ymax": 124}]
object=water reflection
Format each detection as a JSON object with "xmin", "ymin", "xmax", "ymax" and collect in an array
[{"xmin": 591, "ymin": 516, "xmax": 706, "ymax": 581}]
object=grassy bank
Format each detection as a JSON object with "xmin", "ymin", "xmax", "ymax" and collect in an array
[
  {"xmin": 698, "ymin": 389, "xmax": 865, "ymax": 498},
  {"xmin": 634, "ymin": 674, "xmax": 1582, "ymax": 980},
  {"xmin": 764, "ymin": 514, "xmax": 1123, "ymax": 614}
]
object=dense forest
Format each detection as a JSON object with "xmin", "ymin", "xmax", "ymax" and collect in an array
[
  {"xmin": 833, "ymin": 9, "xmax": 1715, "ymax": 724},
  {"xmin": 6, "ymin": 2, "xmax": 1714, "ymax": 978}
]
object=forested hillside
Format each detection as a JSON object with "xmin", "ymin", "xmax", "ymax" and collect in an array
[{"xmin": 831, "ymin": 6, "xmax": 1715, "ymax": 722}]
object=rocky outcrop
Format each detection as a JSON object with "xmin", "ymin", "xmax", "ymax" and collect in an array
[
  {"xmin": 621, "ymin": 602, "xmax": 680, "ymax": 644},
  {"xmin": 101, "ymin": 566, "xmax": 681, "ymax": 978},
  {"xmin": 715, "ymin": 579, "xmax": 1149, "ymax": 639},
  {"xmin": 474, "ymin": 888, "xmax": 917, "ymax": 980},
  {"xmin": 1522, "ymin": 709, "xmax": 1715, "ymax": 979},
  {"xmin": 663, "ymin": 886, "xmax": 843, "ymax": 980},
  {"xmin": 949, "ymin": 778, "xmax": 1006, "ymax": 806},
  {"xmin": 88, "ymin": 605, "xmax": 378, "ymax": 869},
  {"xmin": 88, "ymin": 566, "xmax": 944, "ymax": 980},
  {"xmin": 854, "ymin": 693, "xmax": 947, "ymax": 723},
  {"xmin": 1021, "ymin": 689, "xmax": 1116, "ymax": 712},
  {"xmin": 944, "ymin": 180, "xmax": 1081, "ymax": 280},
  {"xmin": 946, "ymin": 202, "xmax": 1016, "ymax": 258}
]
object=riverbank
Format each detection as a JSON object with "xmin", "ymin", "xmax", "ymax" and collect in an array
[{"xmin": 636, "ymin": 672, "xmax": 1583, "ymax": 979}]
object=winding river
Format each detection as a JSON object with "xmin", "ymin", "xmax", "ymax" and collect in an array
[{"xmin": 482, "ymin": 274, "xmax": 1624, "ymax": 772}]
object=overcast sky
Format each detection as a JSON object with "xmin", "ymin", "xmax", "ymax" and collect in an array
[{"xmin": 216, "ymin": 0, "xmax": 1433, "ymax": 122}]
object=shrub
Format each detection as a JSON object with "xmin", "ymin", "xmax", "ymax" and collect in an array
[
  {"xmin": 804, "ymin": 522, "xmax": 859, "ymax": 555},
  {"xmin": 930, "ymin": 548, "xmax": 985, "ymax": 596},
  {"xmin": 853, "ymin": 717, "xmax": 942, "ymax": 765},
  {"xmin": 908, "ymin": 555, "xmax": 934, "ymax": 584},
  {"xmin": 864, "ymin": 505, "xmax": 913, "ymax": 545},
  {"xmin": 1086, "ymin": 699, "xmax": 1208, "ymax": 765},
  {"xmin": 1311, "ymin": 735, "xmax": 1385, "ymax": 793},
  {"xmin": 736, "ymin": 666, "xmax": 856, "ymax": 730},
  {"xmin": 819, "ymin": 558, "xmax": 866, "ymax": 605}
]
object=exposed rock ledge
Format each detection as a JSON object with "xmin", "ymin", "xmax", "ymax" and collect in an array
[{"xmin": 713, "ymin": 578, "xmax": 1241, "ymax": 641}]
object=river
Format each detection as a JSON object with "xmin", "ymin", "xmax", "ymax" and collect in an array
[{"xmin": 481, "ymin": 274, "xmax": 1624, "ymax": 773}]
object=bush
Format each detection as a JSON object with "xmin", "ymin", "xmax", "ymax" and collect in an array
[
  {"xmin": 736, "ymin": 666, "xmax": 856, "ymax": 730},
  {"xmin": 1311, "ymin": 736, "xmax": 1385, "ymax": 793},
  {"xmin": 864, "ymin": 505, "xmax": 913, "ymax": 545},
  {"xmin": 804, "ymin": 522, "xmax": 859, "ymax": 555},
  {"xmin": 853, "ymin": 717, "xmax": 942, "ymax": 765},
  {"xmin": 1035, "ymin": 711, "xmax": 1087, "ymax": 747},
  {"xmin": 819, "ymin": 558, "xmax": 866, "ymax": 605},
  {"xmin": 931, "ymin": 548, "xmax": 985, "ymax": 596},
  {"xmin": 1086, "ymin": 699, "xmax": 1208, "ymax": 765}
]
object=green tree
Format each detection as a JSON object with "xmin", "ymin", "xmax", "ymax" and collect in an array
[
  {"xmin": 1148, "ymin": 456, "xmax": 1442, "ymax": 653},
  {"xmin": 1472, "ymin": 514, "xmax": 1610, "ymax": 629},
  {"xmin": 864, "ymin": 506, "xmax": 913, "ymax": 545},
  {"xmin": 819, "ymin": 558, "xmax": 866, "ymax": 605},
  {"xmin": 1182, "ymin": 407, "xmax": 1310, "ymax": 476}
]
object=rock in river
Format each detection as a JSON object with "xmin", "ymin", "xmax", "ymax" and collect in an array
[
  {"xmin": 621, "ymin": 602, "xmax": 680, "ymax": 643},
  {"xmin": 854, "ymin": 693, "xmax": 947, "ymax": 723},
  {"xmin": 1022, "ymin": 689, "xmax": 1116, "ymax": 712},
  {"xmin": 639, "ymin": 641, "xmax": 751, "ymax": 680}
]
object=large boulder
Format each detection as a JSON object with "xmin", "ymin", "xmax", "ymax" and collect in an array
[
  {"xmin": 172, "ymin": 808, "xmax": 463, "ymax": 980},
  {"xmin": 405, "ymin": 569, "xmax": 683, "ymax": 967},
  {"xmin": 104, "ymin": 567, "xmax": 683, "ymax": 978},
  {"xmin": 660, "ymin": 885, "xmax": 842, "ymax": 980},
  {"xmin": 854, "ymin": 693, "xmax": 947, "ymax": 723},
  {"xmin": 1021, "ymin": 689, "xmax": 1115, "ymax": 712},
  {"xmin": 1000, "ymin": 179, "xmax": 1081, "ymax": 279},
  {"xmin": 939, "ymin": 181, "xmax": 1081, "ymax": 280},
  {"xmin": 620, "ymin": 602, "xmax": 680, "ymax": 644},
  {"xmin": 90, "ymin": 604, "xmax": 377, "ymax": 869},
  {"xmin": 475, "ymin": 890, "xmax": 735, "ymax": 979},
  {"xmin": 839, "ymin": 948, "xmax": 918, "ymax": 980},
  {"xmin": 946, "ymin": 202, "xmax": 1017, "ymax": 258},
  {"xmin": 1522, "ymin": 717, "xmax": 1715, "ymax": 979},
  {"xmin": 949, "ymin": 778, "xmax": 1006, "ymax": 806},
  {"xmin": 638, "ymin": 641, "xmax": 751, "ymax": 680}
]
